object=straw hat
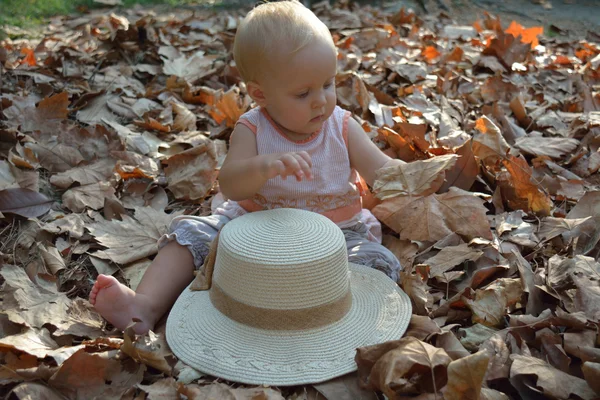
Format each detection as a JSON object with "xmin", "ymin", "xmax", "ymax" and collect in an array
[{"xmin": 166, "ymin": 208, "xmax": 411, "ymax": 386}]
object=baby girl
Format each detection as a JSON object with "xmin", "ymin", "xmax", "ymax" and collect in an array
[{"xmin": 90, "ymin": 0, "xmax": 405, "ymax": 334}]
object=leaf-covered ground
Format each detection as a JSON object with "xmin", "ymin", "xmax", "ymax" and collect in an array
[{"xmin": 1, "ymin": 1, "xmax": 599, "ymax": 399}]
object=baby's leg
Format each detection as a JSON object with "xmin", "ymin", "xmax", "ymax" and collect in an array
[
  {"xmin": 343, "ymin": 224, "xmax": 402, "ymax": 283},
  {"xmin": 90, "ymin": 214, "xmax": 229, "ymax": 334}
]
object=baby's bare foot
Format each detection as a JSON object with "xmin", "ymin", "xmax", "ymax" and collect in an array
[{"xmin": 90, "ymin": 274, "xmax": 156, "ymax": 335}]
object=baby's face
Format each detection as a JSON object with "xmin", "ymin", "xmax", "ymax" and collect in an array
[{"xmin": 260, "ymin": 39, "xmax": 337, "ymax": 138}]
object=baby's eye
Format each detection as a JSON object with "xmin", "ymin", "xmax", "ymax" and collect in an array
[
  {"xmin": 296, "ymin": 92, "xmax": 309, "ymax": 99},
  {"xmin": 324, "ymin": 82, "xmax": 333, "ymax": 89}
]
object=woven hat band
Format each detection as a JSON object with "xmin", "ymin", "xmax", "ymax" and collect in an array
[{"xmin": 209, "ymin": 282, "xmax": 353, "ymax": 330}]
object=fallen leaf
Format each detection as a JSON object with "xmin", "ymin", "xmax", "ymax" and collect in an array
[
  {"xmin": 170, "ymin": 101, "xmax": 196, "ymax": 131},
  {"xmin": 582, "ymin": 362, "xmax": 600, "ymax": 395},
  {"xmin": 435, "ymin": 331, "xmax": 470, "ymax": 360},
  {"xmin": 373, "ymin": 187, "xmax": 493, "ymax": 242},
  {"xmin": 10, "ymin": 383, "xmax": 64, "ymax": 400},
  {"xmin": 505, "ymin": 21, "xmax": 543, "ymax": 48},
  {"xmin": 510, "ymin": 354, "xmax": 596, "ymax": 400},
  {"xmin": 122, "ymin": 328, "xmax": 175, "ymax": 374},
  {"xmin": 465, "ymin": 278, "xmax": 523, "ymax": 327},
  {"xmin": 164, "ymin": 139, "xmax": 226, "ymax": 200},
  {"xmin": 137, "ymin": 378, "xmax": 178, "ymax": 400},
  {"xmin": 0, "ymin": 188, "xmax": 52, "ymax": 217},
  {"xmin": 503, "ymin": 155, "xmax": 553, "ymax": 216},
  {"xmin": 50, "ymin": 158, "xmax": 116, "ymax": 189},
  {"xmin": 62, "ymin": 181, "xmax": 118, "ymax": 213},
  {"xmin": 87, "ymin": 206, "xmax": 181, "ymax": 264},
  {"xmin": 358, "ymin": 336, "xmax": 452, "ymax": 397},
  {"xmin": 422, "ymin": 243, "xmax": 483, "ymax": 278},
  {"xmin": 438, "ymin": 139, "xmax": 479, "ymax": 193},
  {"xmin": 472, "ymin": 116, "xmax": 511, "ymax": 166},
  {"xmin": 162, "ymin": 51, "xmax": 220, "ymax": 84},
  {"xmin": 443, "ymin": 350, "xmax": 490, "ymax": 400},
  {"xmin": 0, "ymin": 328, "xmax": 59, "ymax": 358},
  {"xmin": 48, "ymin": 348, "xmax": 145, "ymax": 400},
  {"xmin": 514, "ymin": 136, "xmax": 580, "ymax": 159},
  {"xmin": 313, "ymin": 373, "xmax": 378, "ymax": 400},
  {"xmin": 180, "ymin": 382, "xmax": 285, "ymax": 400},
  {"xmin": 373, "ymin": 155, "xmax": 458, "ymax": 199}
]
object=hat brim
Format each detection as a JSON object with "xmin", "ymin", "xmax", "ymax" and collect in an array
[{"xmin": 166, "ymin": 263, "xmax": 412, "ymax": 386}]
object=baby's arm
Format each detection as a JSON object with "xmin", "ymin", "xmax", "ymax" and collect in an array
[
  {"xmin": 347, "ymin": 118, "xmax": 405, "ymax": 186},
  {"xmin": 219, "ymin": 124, "xmax": 313, "ymax": 201}
]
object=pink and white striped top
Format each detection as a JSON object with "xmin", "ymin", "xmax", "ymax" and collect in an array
[{"xmin": 232, "ymin": 105, "xmax": 363, "ymax": 223}]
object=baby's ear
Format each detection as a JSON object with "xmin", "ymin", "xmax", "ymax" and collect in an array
[{"xmin": 247, "ymin": 81, "xmax": 267, "ymax": 106}]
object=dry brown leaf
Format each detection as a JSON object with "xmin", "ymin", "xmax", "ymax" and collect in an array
[
  {"xmin": 312, "ymin": 373, "xmax": 378, "ymax": 400},
  {"xmin": 435, "ymin": 332, "xmax": 470, "ymax": 360},
  {"xmin": 510, "ymin": 354, "xmax": 597, "ymax": 400},
  {"xmin": 24, "ymin": 141, "xmax": 85, "ymax": 173},
  {"xmin": 400, "ymin": 270, "xmax": 433, "ymax": 315},
  {"xmin": 48, "ymin": 348, "xmax": 145, "ymax": 400},
  {"xmin": 443, "ymin": 350, "xmax": 490, "ymax": 400},
  {"xmin": 181, "ymin": 381, "xmax": 285, "ymax": 400},
  {"xmin": 582, "ymin": 362, "xmax": 600, "ymax": 395},
  {"xmin": 472, "ymin": 116, "xmax": 512, "ymax": 166},
  {"xmin": 373, "ymin": 187, "xmax": 493, "ymax": 242},
  {"xmin": 50, "ymin": 158, "xmax": 116, "ymax": 189},
  {"xmin": 438, "ymin": 139, "xmax": 479, "ymax": 193},
  {"xmin": 0, "ymin": 264, "xmax": 72, "ymax": 330},
  {"xmin": 0, "ymin": 187, "xmax": 52, "ymax": 218},
  {"xmin": 122, "ymin": 327, "xmax": 175, "ymax": 374},
  {"xmin": 7, "ymin": 92, "xmax": 69, "ymax": 134},
  {"xmin": 41, "ymin": 213, "xmax": 87, "ymax": 239},
  {"xmin": 0, "ymin": 328, "xmax": 59, "ymax": 358},
  {"xmin": 465, "ymin": 278, "xmax": 523, "ymax": 327},
  {"xmin": 164, "ymin": 138, "xmax": 226, "ymax": 200},
  {"xmin": 404, "ymin": 315, "xmax": 442, "ymax": 341},
  {"xmin": 422, "ymin": 243, "xmax": 483, "ymax": 278},
  {"xmin": 88, "ymin": 206, "xmax": 181, "ymax": 264},
  {"xmin": 62, "ymin": 181, "xmax": 118, "ymax": 213},
  {"xmin": 361, "ymin": 336, "xmax": 452, "ymax": 397},
  {"xmin": 537, "ymin": 216, "xmax": 594, "ymax": 242},
  {"xmin": 514, "ymin": 136, "xmax": 580, "ymax": 159},
  {"xmin": 480, "ymin": 388, "xmax": 510, "ymax": 400},
  {"xmin": 170, "ymin": 101, "xmax": 197, "ymax": 131},
  {"xmin": 138, "ymin": 378, "xmax": 178, "ymax": 400},
  {"xmin": 382, "ymin": 236, "xmax": 418, "ymax": 271},
  {"xmin": 206, "ymin": 87, "xmax": 251, "ymax": 128},
  {"xmin": 39, "ymin": 244, "xmax": 66, "ymax": 275},
  {"xmin": 567, "ymin": 191, "xmax": 600, "ymax": 255},
  {"xmin": 10, "ymin": 383, "xmax": 65, "ymax": 400},
  {"xmin": 162, "ymin": 51, "xmax": 220, "ymax": 83},
  {"xmin": 503, "ymin": 155, "xmax": 552, "ymax": 216},
  {"xmin": 373, "ymin": 155, "xmax": 458, "ymax": 199},
  {"xmin": 483, "ymin": 30, "xmax": 531, "ymax": 68}
]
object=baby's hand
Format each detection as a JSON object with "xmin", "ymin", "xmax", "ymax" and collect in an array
[{"xmin": 261, "ymin": 151, "xmax": 313, "ymax": 181}]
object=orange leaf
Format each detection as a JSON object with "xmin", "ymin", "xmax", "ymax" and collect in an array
[
  {"xmin": 505, "ymin": 21, "xmax": 543, "ymax": 48},
  {"xmin": 553, "ymin": 55, "xmax": 572, "ymax": 65},
  {"xmin": 503, "ymin": 155, "xmax": 552, "ymax": 216},
  {"xmin": 575, "ymin": 48, "xmax": 594, "ymax": 62},
  {"xmin": 473, "ymin": 21, "xmax": 483, "ymax": 33},
  {"xmin": 422, "ymin": 46, "xmax": 441, "ymax": 63},
  {"xmin": 20, "ymin": 48, "xmax": 37, "ymax": 66}
]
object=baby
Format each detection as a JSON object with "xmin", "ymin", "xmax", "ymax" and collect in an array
[{"xmin": 90, "ymin": 0, "xmax": 405, "ymax": 334}]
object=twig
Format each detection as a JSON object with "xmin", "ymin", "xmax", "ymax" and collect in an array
[{"xmin": 88, "ymin": 55, "xmax": 106, "ymax": 85}]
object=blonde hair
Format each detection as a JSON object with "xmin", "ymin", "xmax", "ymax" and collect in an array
[{"xmin": 233, "ymin": 1, "xmax": 334, "ymax": 83}]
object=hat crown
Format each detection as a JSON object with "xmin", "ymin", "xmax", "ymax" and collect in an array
[{"xmin": 212, "ymin": 209, "xmax": 349, "ymax": 311}]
